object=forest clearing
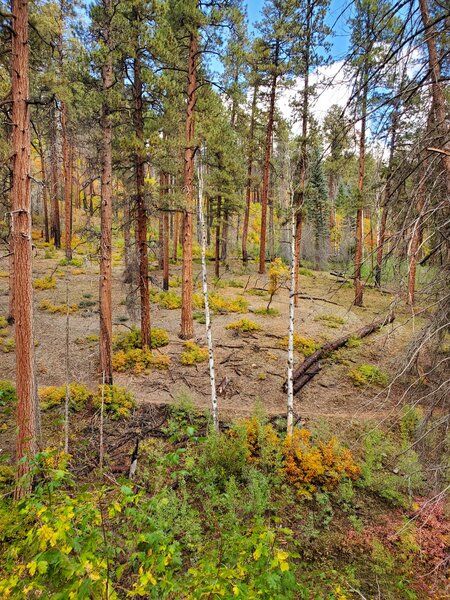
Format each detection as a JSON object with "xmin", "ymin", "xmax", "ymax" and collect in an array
[{"xmin": 0, "ymin": 0, "xmax": 449, "ymax": 597}]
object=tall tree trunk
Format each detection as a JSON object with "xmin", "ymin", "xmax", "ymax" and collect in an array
[
  {"xmin": 161, "ymin": 173, "xmax": 170, "ymax": 290},
  {"xmin": 11, "ymin": 0, "xmax": 36, "ymax": 498},
  {"xmin": 418, "ymin": 0, "xmax": 450, "ymax": 197},
  {"xmin": 215, "ymin": 196, "xmax": 221, "ymax": 278},
  {"xmin": 294, "ymin": 68, "xmax": 309, "ymax": 307},
  {"xmin": 37, "ymin": 134, "xmax": 50, "ymax": 243},
  {"xmin": 61, "ymin": 101, "xmax": 72, "ymax": 260},
  {"xmin": 99, "ymin": 0, "xmax": 113, "ymax": 385},
  {"xmin": 221, "ymin": 207, "xmax": 229, "ymax": 263},
  {"xmin": 286, "ymin": 197, "xmax": 296, "ymax": 437},
  {"xmin": 49, "ymin": 102, "xmax": 61, "ymax": 248},
  {"xmin": 375, "ymin": 109, "xmax": 398, "ymax": 287},
  {"xmin": 242, "ymin": 85, "xmax": 258, "ymax": 264},
  {"xmin": 173, "ymin": 212, "xmax": 179, "ymax": 262},
  {"xmin": 259, "ymin": 51, "xmax": 278, "ymax": 274},
  {"xmin": 133, "ymin": 52, "xmax": 151, "ymax": 349},
  {"xmin": 197, "ymin": 156, "xmax": 218, "ymax": 429},
  {"xmin": 180, "ymin": 30, "xmax": 197, "ymax": 339},
  {"xmin": 354, "ymin": 60, "xmax": 368, "ymax": 307}
]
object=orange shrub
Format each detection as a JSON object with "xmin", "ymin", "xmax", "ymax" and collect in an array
[{"xmin": 283, "ymin": 429, "xmax": 360, "ymax": 497}]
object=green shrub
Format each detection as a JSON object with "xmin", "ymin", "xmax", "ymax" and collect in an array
[
  {"xmin": 0, "ymin": 381, "xmax": 16, "ymax": 406},
  {"xmin": 254, "ymin": 307, "xmax": 280, "ymax": 317},
  {"xmin": 193, "ymin": 311, "xmax": 206, "ymax": 324},
  {"xmin": 113, "ymin": 326, "xmax": 169, "ymax": 351},
  {"xmin": 1, "ymin": 338, "xmax": 15, "ymax": 353},
  {"xmin": 95, "ymin": 384, "xmax": 136, "ymax": 419},
  {"xmin": 314, "ymin": 314, "xmax": 345, "ymax": 328},
  {"xmin": 180, "ymin": 341, "xmax": 208, "ymax": 365},
  {"xmin": 349, "ymin": 364, "xmax": 388, "ymax": 387},
  {"xmin": 299, "ymin": 267, "xmax": 314, "ymax": 277},
  {"xmin": 0, "ymin": 316, "xmax": 7, "ymax": 329},
  {"xmin": 226, "ymin": 318, "xmax": 262, "ymax": 333},
  {"xmin": 58, "ymin": 257, "xmax": 83, "ymax": 267}
]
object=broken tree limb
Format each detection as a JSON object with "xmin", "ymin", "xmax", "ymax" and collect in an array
[{"xmin": 283, "ymin": 312, "xmax": 395, "ymax": 392}]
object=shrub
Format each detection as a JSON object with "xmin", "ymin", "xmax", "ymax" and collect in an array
[
  {"xmin": 299, "ymin": 266, "xmax": 314, "ymax": 277},
  {"xmin": 314, "ymin": 314, "xmax": 345, "ymax": 328},
  {"xmin": 209, "ymin": 293, "xmax": 248, "ymax": 313},
  {"xmin": 0, "ymin": 380, "xmax": 16, "ymax": 406},
  {"xmin": 225, "ymin": 279, "xmax": 244, "ymax": 288},
  {"xmin": 39, "ymin": 299, "xmax": 79, "ymax": 314},
  {"xmin": 193, "ymin": 311, "xmax": 206, "ymax": 324},
  {"xmin": 280, "ymin": 334, "xmax": 320, "ymax": 356},
  {"xmin": 169, "ymin": 275, "xmax": 182, "ymax": 287},
  {"xmin": 39, "ymin": 383, "xmax": 93, "ymax": 411},
  {"xmin": 180, "ymin": 341, "xmax": 208, "ymax": 365},
  {"xmin": 0, "ymin": 316, "xmax": 7, "ymax": 328},
  {"xmin": 268, "ymin": 258, "xmax": 289, "ymax": 295},
  {"xmin": 0, "ymin": 271, "xmax": 9, "ymax": 277},
  {"xmin": 94, "ymin": 384, "xmax": 136, "ymax": 419},
  {"xmin": 112, "ymin": 348, "xmax": 170, "ymax": 373},
  {"xmin": 226, "ymin": 318, "xmax": 261, "ymax": 333},
  {"xmin": 349, "ymin": 364, "xmax": 388, "ymax": 387},
  {"xmin": 58, "ymin": 257, "xmax": 83, "ymax": 267},
  {"xmin": 238, "ymin": 417, "xmax": 282, "ymax": 473},
  {"xmin": 33, "ymin": 276, "xmax": 56, "ymax": 290},
  {"xmin": 113, "ymin": 326, "xmax": 169, "ymax": 351},
  {"xmin": 254, "ymin": 307, "xmax": 280, "ymax": 317},
  {"xmin": 150, "ymin": 289, "xmax": 182, "ymax": 309},
  {"xmin": 1, "ymin": 338, "xmax": 15, "ymax": 353},
  {"xmin": 283, "ymin": 429, "xmax": 360, "ymax": 497}
]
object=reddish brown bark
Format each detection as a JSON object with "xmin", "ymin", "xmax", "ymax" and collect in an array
[
  {"xmin": 354, "ymin": 61, "xmax": 368, "ymax": 307},
  {"xmin": 49, "ymin": 102, "xmax": 61, "ymax": 247},
  {"xmin": 61, "ymin": 101, "xmax": 72, "ymax": 260},
  {"xmin": 180, "ymin": 30, "xmax": 197, "ymax": 339},
  {"xmin": 11, "ymin": 0, "xmax": 36, "ymax": 497},
  {"xmin": 259, "ymin": 44, "xmax": 278, "ymax": 274},
  {"xmin": 375, "ymin": 110, "xmax": 398, "ymax": 287},
  {"xmin": 162, "ymin": 174, "xmax": 170, "ymax": 291},
  {"xmin": 37, "ymin": 135, "xmax": 50, "ymax": 243},
  {"xmin": 133, "ymin": 52, "xmax": 151, "ymax": 349},
  {"xmin": 418, "ymin": 0, "xmax": 450, "ymax": 198},
  {"xmin": 99, "ymin": 0, "xmax": 113, "ymax": 384},
  {"xmin": 173, "ymin": 212, "xmax": 179, "ymax": 262}
]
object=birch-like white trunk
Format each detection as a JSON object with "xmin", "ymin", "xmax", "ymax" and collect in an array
[
  {"xmin": 197, "ymin": 156, "xmax": 218, "ymax": 430},
  {"xmin": 287, "ymin": 197, "xmax": 296, "ymax": 437}
]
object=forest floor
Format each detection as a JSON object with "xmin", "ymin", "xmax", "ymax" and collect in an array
[{"xmin": 0, "ymin": 239, "xmax": 426, "ymax": 427}]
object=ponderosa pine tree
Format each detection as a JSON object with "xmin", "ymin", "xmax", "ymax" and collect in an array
[
  {"xmin": 255, "ymin": 0, "xmax": 300, "ymax": 274},
  {"xmin": 10, "ymin": 0, "xmax": 36, "ymax": 498}
]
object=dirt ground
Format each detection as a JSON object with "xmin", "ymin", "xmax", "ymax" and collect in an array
[{"xmin": 0, "ymin": 244, "xmax": 425, "ymax": 426}]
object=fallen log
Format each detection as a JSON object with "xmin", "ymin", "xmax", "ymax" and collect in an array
[
  {"xmin": 293, "ymin": 362, "xmax": 322, "ymax": 395},
  {"xmin": 283, "ymin": 312, "xmax": 395, "ymax": 392}
]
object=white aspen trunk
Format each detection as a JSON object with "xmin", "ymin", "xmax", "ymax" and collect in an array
[
  {"xmin": 197, "ymin": 154, "xmax": 218, "ymax": 431},
  {"xmin": 287, "ymin": 195, "xmax": 296, "ymax": 437},
  {"xmin": 64, "ymin": 271, "xmax": 70, "ymax": 453}
]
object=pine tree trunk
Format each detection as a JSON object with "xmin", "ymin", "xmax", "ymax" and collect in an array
[
  {"xmin": 173, "ymin": 212, "xmax": 179, "ymax": 262},
  {"xmin": 99, "ymin": 2, "xmax": 113, "ymax": 385},
  {"xmin": 49, "ymin": 102, "xmax": 61, "ymax": 248},
  {"xmin": 354, "ymin": 61, "xmax": 368, "ymax": 307},
  {"xmin": 38, "ymin": 135, "xmax": 50, "ymax": 243},
  {"xmin": 133, "ymin": 52, "xmax": 151, "ymax": 349},
  {"xmin": 180, "ymin": 31, "xmax": 197, "ymax": 339},
  {"xmin": 61, "ymin": 101, "xmax": 72, "ymax": 260},
  {"xmin": 259, "ymin": 55, "xmax": 278, "ymax": 274},
  {"xmin": 375, "ymin": 110, "xmax": 397, "ymax": 287},
  {"xmin": 418, "ymin": 0, "xmax": 450, "ymax": 197},
  {"xmin": 11, "ymin": 0, "xmax": 36, "ymax": 498},
  {"xmin": 162, "ymin": 173, "xmax": 170, "ymax": 290}
]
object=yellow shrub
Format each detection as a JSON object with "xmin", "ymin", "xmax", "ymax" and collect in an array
[
  {"xmin": 71, "ymin": 268, "xmax": 86, "ymax": 276},
  {"xmin": 1, "ymin": 338, "xmax": 15, "ymax": 353},
  {"xmin": 113, "ymin": 327, "xmax": 169, "ymax": 351},
  {"xmin": 150, "ymin": 289, "xmax": 182, "ymax": 309},
  {"xmin": 0, "ymin": 316, "xmax": 8, "ymax": 328},
  {"xmin": 280, "ymin": 334, "xmax": 320, "ymax": 356},
  {"xmin": 226, "ymin": 318, "xmax": 261, "ymax": 333},
  {"xmin": 268, "ymin": 258, "xmax": 289, "ymax": 295},
  {"xmin": 283, "ymin": 429, "xmax": 360, "ymax": 497},
  {"xmin": 39, "ymin": 299, "xmax": 79, "ymax": 314},
  {"xmin": 241, "ymin": 417, "xmax": 280, "ymax": 466},
  {"xmin": 0, "ymin": 271, "xmax": 9, "ymax": 278},
  {"xmin": 39, "ymin": 383, "xmax": 93, "ymax": 411},
  {"xmin": 94, "ymin": 384, "xmax": 136, "ymax": 419},
  {"xmin": 180, "ymin": 341, "xmax": 208, "ymax": 365},
  {"xmin": 112, "ymin": 348, "xmax": 170, "ymax": 373},
  {"xmin": 33, "ymin": 276, "xmax": 57, "ymax": 290}
]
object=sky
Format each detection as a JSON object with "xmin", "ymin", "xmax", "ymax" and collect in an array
[{"xmin": 242, "ymin": 0, "xmax": 355, "ymax": 129}]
